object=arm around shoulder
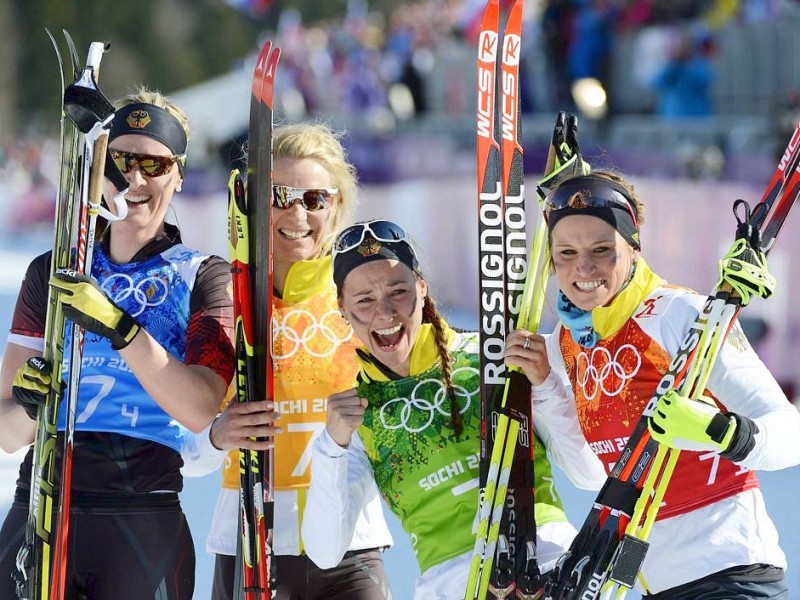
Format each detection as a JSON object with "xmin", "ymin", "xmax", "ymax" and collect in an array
[{"xmin": 532, "ymin": 369, "xmax": 607, "ymax": 490}]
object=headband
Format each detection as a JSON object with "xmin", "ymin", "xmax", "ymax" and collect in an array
[
  {"xmin": 333, "ymin": 237, "xmax": 421, "ymax": 294},
  {"xmin": 546, "ymin": 177, "xmax": 641, "ymax": 250},
  {"xmin": 109, "ymin": 103, "xmax": 188, "ymax": 158}
]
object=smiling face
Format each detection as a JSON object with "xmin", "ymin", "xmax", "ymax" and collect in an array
[
  {"xmin": 550, "ymin": 214, "xmax": 639, "ymax": 311},
  {"xmin": 272, "ymin": 157, "xmax": 337, "ymax": 269},
  {"xmin": 106, "ymin": 134, "xmax": 182, "ymax": 244},
  {"xmin": 338, "ymin": 259, "xmax": 428, "ymax": 378}
]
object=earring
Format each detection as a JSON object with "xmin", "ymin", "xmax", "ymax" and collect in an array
[
  {"xmin": 340, "ymin": 314, "xmax": 350, "ymax": 325},
  {"xmin": 175, "ymin": 184, "xmax": 183, "ymax": 192}
]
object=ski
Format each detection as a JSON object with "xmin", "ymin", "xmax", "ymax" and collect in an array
[
  {"xmin": 52, "ymin": 39, "xmax": 116, "ymax": 600},
  {"xmin": 16, "ymin": 33, "xmax": 116, "ymax": 600},
  {"xmin": 468, "ymin": 1, "xmax": 537, "ymax": 598},
  {"xmin": 544, "ymin": 120, "xmax": 800, "ymax": 600},
  {"xmin": 229, "ymin": 39, "xmax": 281, "ymax": 600}
]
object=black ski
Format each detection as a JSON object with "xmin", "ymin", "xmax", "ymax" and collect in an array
[{"xmin": 230, "ymin": 39, "xmax": 281, "ymax": 600}]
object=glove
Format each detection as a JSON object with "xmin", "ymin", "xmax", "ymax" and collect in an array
[
  {"xmin": 716, "ymin": 238, "xmax": 776, "ymax": 306},
  {"xmin": 537, "ymin": 112, "xmax": 591, "ymax": 198},
  {"xmin": 50, "ymin": 268, "xmax": 141, "ymax": 350},
  {"xmin": 12, "ymin": 357, "xmax": 52, "ymax": 420},
  {"xmin": 648, "ymin": 389, "xmax": 736, "ymax": 453}
]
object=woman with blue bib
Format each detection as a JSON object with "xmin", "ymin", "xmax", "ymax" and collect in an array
[{"xmin": 0, "ymin": 87, "xmax": 234, "ymax": 600}]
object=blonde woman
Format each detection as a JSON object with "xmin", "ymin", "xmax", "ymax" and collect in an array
[{"xmin": 182, "ymin": 123, "xmax": 392, "ymax": 600}]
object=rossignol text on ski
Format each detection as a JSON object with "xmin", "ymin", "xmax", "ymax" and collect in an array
[{"xmin": 467, "ymin": 1, "xmax": 542, "ymax": 597}]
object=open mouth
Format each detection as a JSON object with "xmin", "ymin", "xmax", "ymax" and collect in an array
[
  {"xmin": 126, "ymin": 195, "xmax": 151, "ymax": 205},
  {"xmin": 279, "ymin": 228, "xmax": 312, "ymax": 240},
  {"xmin": 372, "ymin": 324, "xmax": 404, "ymax": 349}
]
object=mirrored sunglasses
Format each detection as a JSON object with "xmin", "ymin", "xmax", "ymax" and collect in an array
[
  {"xmin": 544, "ymin": 177, "xmax": 639, "ymax": 227},
  {"xmin": 110, "ymin": 149, "xmax": 185, "ymax": 178},
  {"xmin": 272, "ymin": 186, "xmax": 337, "ymax": 212}
]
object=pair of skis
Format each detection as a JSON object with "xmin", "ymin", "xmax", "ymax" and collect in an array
[
  {"xmin": 17, "ymin": 31, "xmax": 126, "ymax": 600},
  {"xmin": 543, "ymin": 122, "xmax": 800, "ymax": 599},
  {"xmin": 227, "ymin": 39, "xmax": 281, "ymax": 600},
  {"xmin": 467, "ymin": 1, "xmax": 547, "ymax": 598}
]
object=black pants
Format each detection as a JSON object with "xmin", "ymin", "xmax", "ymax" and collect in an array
[
  {"xmin": 212, "ymin": 550, "xmax": 392, "ymax": 600},
  {"xmin": 645, "ymin": 564, "xmax": 788, "ymax": 600},
  {"xmin": 0, "ymin": 500, "xmax": 194, "ymax": 600}
]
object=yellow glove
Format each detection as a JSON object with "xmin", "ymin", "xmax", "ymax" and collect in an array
[
  {"xmin": 649, "ymin": 389, "xmax": 736, "ymax": 453},
  {"xmin": 716, "ymin": 238, "xmax": 776, "ymax": 306},
  {"xmin": 12, "ymin": 357, "xmax": 52, "ymax": 420},
  {"xmin": 50, "ymin": 268, "xmax": 141, "ymax": 350}
]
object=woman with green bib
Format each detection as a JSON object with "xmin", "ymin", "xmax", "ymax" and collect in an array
[{"xmin": 302, "ymin": 220, "xmax": 602, "ymax": 599}]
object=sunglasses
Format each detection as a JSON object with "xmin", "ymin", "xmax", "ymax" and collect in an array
[
  {"xmin": 544, "ymin": 177, "xmax": 639, "ymax": 227},
  {"xmin": 332, "ymin": 220, "xmax": 411, "ymax": 260},
  {"xmin": 272, "ymin": 186, "xmax": 338, "ymax": 212},
  {"xmin": 110, "ymin": 149, "xmax": 185, "ymax": 178}
]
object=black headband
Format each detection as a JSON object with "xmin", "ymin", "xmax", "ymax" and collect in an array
[
  {"xmin": 333, "ymin": 237, "xmax": 421, "ymax": 295},
  {"xmin": 109, "ymin": 103, "xmax": 188, "ymax": 157},
  {"xmin": 546, "ymin": 176, "xmax": 641, "ymax": 250},
  {"xmin": 548, "ymin": 205, "xmax": 640, "ymax": 249}
]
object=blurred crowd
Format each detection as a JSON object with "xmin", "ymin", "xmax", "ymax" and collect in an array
[
  {"xmin": 3, "ymin": 0, "xmax": 800, "ymax": 231},
  {"xmin": 269, "ymin": 0, "xmax": 798, "ymax": 122},
  {"xmin": 0, "ymin": 137, "xmax": 59, "ymax": 237}
]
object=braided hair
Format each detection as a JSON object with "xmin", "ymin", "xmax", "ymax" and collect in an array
[{"xmin": 422, "ymin": 294, "xmax": 463, "ymax": 437}]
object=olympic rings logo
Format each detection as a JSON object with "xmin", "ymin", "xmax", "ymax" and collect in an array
[
  {"xmin": 379, "ymin": 366, "xmax": 479, "ymax": 433},
  {"xmin": 575, "ymin": 344, "xmax": 641, "ymax": 400},
  {"xmin": 101, "ymin": 273, "xmax": 170, "ymax": 317},
  {"xmin": 271, "ymin": 309, "xmax": 354, "ymax": 359}
]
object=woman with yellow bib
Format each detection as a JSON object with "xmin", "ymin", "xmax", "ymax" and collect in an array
[{"xmin": 182, "ymin": 123, "xmax": 392, "ymax": 600}]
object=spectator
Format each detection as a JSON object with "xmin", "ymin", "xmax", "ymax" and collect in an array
[{"xmin": 650, "ymin": 28, "xmax": 715, "ymax": 119}]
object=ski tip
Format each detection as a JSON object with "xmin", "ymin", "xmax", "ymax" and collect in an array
[
  {"xmin": 259, "ymin": 47, "xmax": 281, "ymax": 106},
  {"xmin": 478, "ymin": 0, "xmax": 500, "ymax": 35},
  {"xmin": 507, "ymin": 0, "xmax": 524, "ymax": 22},
  {"xmin": 251, "ymin": 40, "xmax": 273, "ymax": 94}
]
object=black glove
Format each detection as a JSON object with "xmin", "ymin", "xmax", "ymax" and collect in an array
[
  {"xmin": 12, "ymin": 357, "xmax": 52, "ymax": 420},
  {"xmin": 50, "ymin": 268, "xmax": 141, "ymax": 350}
]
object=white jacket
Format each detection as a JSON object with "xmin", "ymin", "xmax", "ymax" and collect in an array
[
  {"xmin": 181, "ymin": 425, "xmax": 393, "ymax": 556},
  {"xmin": 534, "ymin": 287, "xmax": 800, "ymax": 594}
]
